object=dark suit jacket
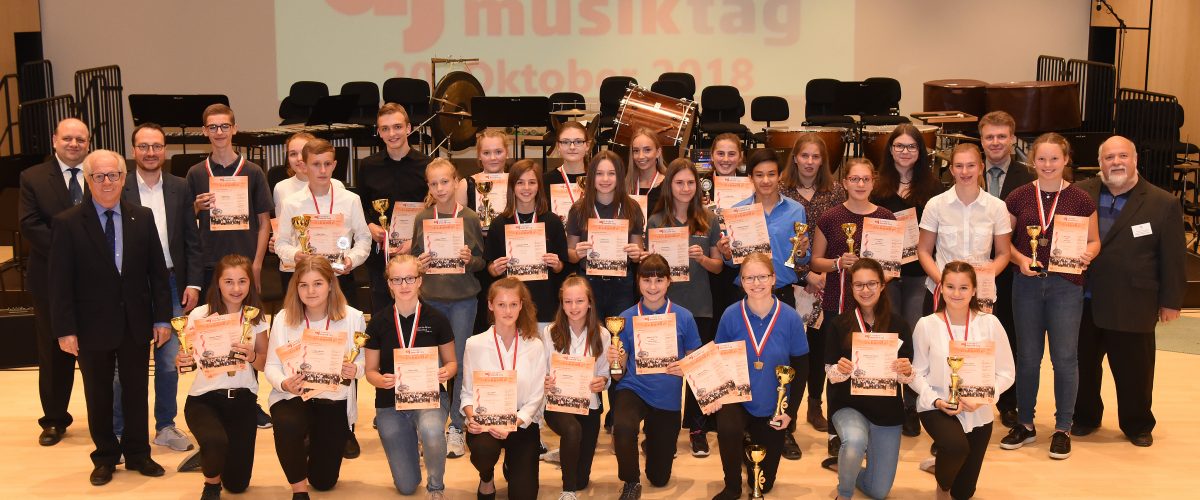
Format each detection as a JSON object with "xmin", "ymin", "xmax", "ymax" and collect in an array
[
  {"xmin": 18, "ymin": 159, "xmax": 83, "ymax": 298},
  {"xmin": 1077, "ymin": 176, "xmax": 1186, "ymax": 333},
  {"xmin": 48, "ymin": 198, "xmax": 172, "ymax": 351},
  {"xmin": 122, "ymin": 171, "xmax": 203, "ymax": 289},
  {"xmin": 994, "ymin": 156, "xmax": 1035, "ymax": 200}
]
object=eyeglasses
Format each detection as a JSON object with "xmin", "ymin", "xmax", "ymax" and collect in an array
[
  {"xmin": 89, "ymin": 172, "xmax": 124, "ymax": 183},
  {"xmin": 851, "ymin": 281, "xmax": 882, "ymax": 291},
  {"xmin": 558, "ymin": 139, "xmax": 586, "ymax": 148},
  {"xmin": 743, "ymin": 274, "xmax": 774, "ymax": 284},
  {"xmin": 892, "ymin": 143, "xmax": 919, "ymax": 153},
  {"xmin": 845, "ymin": 176, "xmax": 873, "ymax": 184},
  {"xmin": 387, "ymin": 276, "xmax": 419, "ymax": 285},
  {"xmin": 134, "ymin": 143, "xmax": 166, "ymax": 153},
  {"xmin": 204, "ymin": 124, "xmax": 233, "ymax": 133}
]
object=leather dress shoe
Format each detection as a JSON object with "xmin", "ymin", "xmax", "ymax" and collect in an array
[
  {"xmin": 344, "ymin": 432, "xmax": 361, "ymax": 459},
  {"xmin": 126, "ymin": 457, "xmax": 166, "ymax": 477},
  {"xmin": 39, "ymin": 426, "xmax": 65, "ymax": 446},
  {"xmin": 1070, "ymin": 424, "xmax": 1097, "ymax": 437},
  {"xmin": 1130, "ymin": 433, "xmax": 1153, "ymax": 447},
  {"xmin": 90, "ymin": 464, "xmax": 116, "ymax": 486}
]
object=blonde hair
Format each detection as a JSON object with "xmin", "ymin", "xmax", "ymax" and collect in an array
[
  {"xmin": 424, "ymin": 158, "xmax": 459, "ymax": 207},
  {"xmin": 488, "ymin": 277, "xmax": 539, "ymax": 339},
  {"xmin": 282, "ymin": 258, "xmax": 349, "ymax": 327},
  {"xmin": 625, "ymin": 128, "xmax": 665, "ymax": 193}
]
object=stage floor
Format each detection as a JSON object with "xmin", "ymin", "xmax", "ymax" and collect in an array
[{"xmin": 3, "ymin": 328, "xmax": 1198, "ymax": 499}]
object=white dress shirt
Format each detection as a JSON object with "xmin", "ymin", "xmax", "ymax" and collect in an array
[
  {"xmin": 273, "ymin": 175, "xmax": 345, "ymax": 216},
  {"xmin": 184, "ymin": 304, "xmax": 269, "ymax": 396},
  {"xmin": 275, "ymin": 185, "xmax": 371, "ymax": 272},
  {"xmin": 540, "ymin": 323, "xmax": 611, "ymax": 410},
  {"xmin": 460, "ymin": 326, "xmax": 548, "ymax": 428},
  {"xmin": 136, "ymin": 170, "xmax": 174, "ymax": 269},
  {"xmin": 264, "ymin": 306, "xmax": 367, "ymax": 407},
  {"xmin": 908, "ymin": 312, "xmax": 1015, "ymax": 432},
  {"xmin": 919, "ymin": 188, "xmax": 1012, "ymax": 292}
]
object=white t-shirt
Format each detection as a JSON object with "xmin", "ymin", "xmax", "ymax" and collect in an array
[
  {"xmin": 908, "ymin": 312, "xmax": 1015, "ymax": 432},
  {"xmin": 184, "ymin": 304, "xmax": 269, "ymax": 397},
  {"xmin": 264, "ymin": 306, "xmax": 367, "ymax": 407},
  {"xmin": 539, "ymin": 323, "xmax": 612, "ymax": 410}
]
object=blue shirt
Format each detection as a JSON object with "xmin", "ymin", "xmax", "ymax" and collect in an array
[
  {"xmin": 613, "ymin": 299, "xmax": 702, "ymax": 411},
  {"xmin": 1097, "ymin": 185, "xmax": 1130, "ymax": 240},
  {"xmin": 715, "ymin": 298, "xmax": 810, "ymax": 417},
  {"xmin": 730, "ymin": 195, "xmax": 810, "ymax": 287},
  {"xmin": 93, "ymin": 199, "xmax": 123, "ymax": 272}
]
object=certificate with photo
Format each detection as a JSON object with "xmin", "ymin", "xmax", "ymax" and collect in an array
[
  {"xmin": 861, "ymin": 217, "xmax": 904, "ymax": 278},
  {"xmin": 632, "ymin": 312, "xmax": 679, "ymax": 375},
  {"xmin": 389, "ymin": 201, "xmax": 424, "ymax": 248},
  {"xmin": 893, "ymin": 208, "xmax": 920, "ymax": 264},
  {"xmin": 393, "ymin": 347, "xmax": 441, "ymax": 411},
  {"xmin": 423, "ymin": 218, "xmax": 466, "ymax": 275},
  {"xmin": 550, "ymin": 183, "xmax": 582, "ymax": 222},
  {"xmin": 504, "ymin": 223, "xmax": 548, "ymax": 281},
  {"xmin": 275, "ymin": 340, "xmax": 323, "ymax": 399},
  {"xmin": 1048, "ymin": 214, "xmax": 1088, "ymax": 274},
  {"xmin": 210, "ymin": 176, "xmax": 250, "ymax": 231},
  {"xmin": 299, "ymin": 329, "xmax": 348, "ymax": 393},
  {"xmin": 678, "ymin": 343, "xmax": 733, "ymax": 414},
  {"xmin": 722, "ymin": 203, "xmax": 771, "ymax": 264},
  {"xmin": 793, "ymin": 285, "xmax": 823, "ymax": 329},
  {"xmin": 586, "ymin": 218, "xmax": 630, "ymax": 277},
  {"xmin": 716, "ymin": 341, "xmax": 752, "ymax": 405},
  {"xmin": 547, "ymin": 353, "xmax": 596, "ymax": 416},
  {"xmin": 307, "ymin": 213, "xmax": 348, "ymax": 262},
  {"xmin": 648, "ymin": 227, "xmax": 690, "ymax": 282},
  {"xmin": 191, "ymin": 312, "xmax": 246, "ymax": 378},
  {"xmin": 850, "ymin": 332, "xmax": 901, "ymax": 396},
  {"xmin": 948, "ymin": 340, "xmax": 997, "ymax": 405},
  {"xmin": 970, "ymin": 262, "xmax": 998, "ymax": 314},
  {"xmin": 711, "ymin": 175, "xmax": 754, "ymax": 225},
  {"xmin": 471, "ymin": 370, "xmax": 518, "ymax": 432}
]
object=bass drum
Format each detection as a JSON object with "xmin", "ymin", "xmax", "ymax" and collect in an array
[
  {"xmin": 612, "ymin": 85, "xmax": 696, "ymax": 149},
  {"xmin": 861, "ymin": 124, "xmax": 938, "ymax": 170},
  {"xmin": 431, "ymin": 71, "xmax": 484, "ymax": 151},
  {"xmin": 766, "ymin": 127, "xmax": 848, "ymax": 171}
]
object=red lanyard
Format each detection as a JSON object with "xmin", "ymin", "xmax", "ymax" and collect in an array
[
  {"xmin": 942, "ymin": 311, "xmax": 969, "ymax": 341},
  {"xmin": 434, "ymin": 203, "xmax": 462, "ymax": 219},
  {"xmin": 205, "ymin": 156, "xmax": 245, "ymax": 177},
  {"xmin": 559, "ymin": 167, "xmax": 578, "ymax": 204},
  {"xmin": 303, "ymin": 312, "xmax": 331, "ymax": 331},
  {"xmin": 394, "ymin": 303, "xmax": 421, "ymax": 349},
  {"xmin": 741, "ymin": 298, "xmax": 780, "ymax": 360},
  {"xmin": 838, "ymin": 271, "xmax": 848, "ymax": 314},
  {"xmin": 1033, "ymin": 179, "xmax": 1065, "ymax": 234},
  {"xmin": 854, "ymin": 308, "xmax": 871, "ymax": 333},
  {"xmin": 594, "ymin": 202, "xmax": 622, "ymax": 219},
  {"xmin": 492, "ymin": 330, "xmax": 519, "ymax": 370},
  {"xmin": 637, "ymin": 299, "xmax": 671, "ymax": 316},
  {"xmin": 310, "ymin": 187, "xmax": 334, "ymax": 215}
]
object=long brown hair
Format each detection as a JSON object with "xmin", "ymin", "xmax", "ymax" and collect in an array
[
  {"xmin": 782, "ymin": 132, "xmax": 835, "ymax": 191},
  {"xmin": 500, "ymin": 159, "xmax": 549, "ymax": 218},
  {"xmin": 935, "ymin": 261, "xmax": 982, "ymax": 313},
  {"xmin": 282, "ymin": 258, "xmax": 349, "ymax": 327},
  {"xmin": 488, "ymin": 277, "xmax": 539, "ymax": 339},
  {"xmin": 548, "ymin": 275, "xmax": 604, "ymax": 360},
  {"xmin": 204, "ymin": 254, "xmax": 264, "ymax": 324},
  {"xmin": 844, "ymin": 258, "xmax": 891, "ymax": 335},
  {"xmin": 625, "ymin": 128, "xmax": 665, "ymax": 193},
  {"xmin": 873, "ymin": 124, "xmax": 939, "ymax": 207},
  {"xmin": 651, "ymin": 158, "xmax": 711, "ymax": 235},
  {"xmin": 569, "ymin": 150, "xmax": 641, "ymax": 225}
]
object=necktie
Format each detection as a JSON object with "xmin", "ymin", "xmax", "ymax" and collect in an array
[
  {"xmin": 68, "ymin": 168, "xmax": 83, "ymax": 205},
  {"xmin": 104, "ymin": 209, "xmax": 116, "ymax": 261},
  {"xmin": 988, "ymin": 167, "xmax": 1003, "ymax": 198}
]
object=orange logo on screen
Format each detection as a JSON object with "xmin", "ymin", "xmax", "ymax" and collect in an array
[{"xmin": 326, "ymin": 0, "xmax": 445, "ymax": 52}]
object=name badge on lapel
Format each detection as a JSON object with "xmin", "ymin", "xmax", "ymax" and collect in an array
[{"xmin": 1131, "ymin": 223, "xmax": 1152, "ymax": 238}]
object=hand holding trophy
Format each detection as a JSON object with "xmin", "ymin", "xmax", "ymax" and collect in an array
[
  {"xmin": 341, "ymin": 331, "xmax": 369, "ymax": 386},
  {"xmin": 784, "ymin": 222, "xmax": 809, "ymax": 268},
  {"xmin": 771, "ymin": 365, "xmax": 796, "ymax": 429},
  {"xmin": 605, "ymin": 316, "xmax": 627, "ymax": 376},
  {"xmin": 841, "ymin": 222, "xmax": 858, "ymax": 255},
  {"xmin": 171, "ymin": 316, "xmax": 194, "ymax": 374},
  {"xmin": 1025, "ymin": 225, "xmax": 1048, "ymax": 277}
]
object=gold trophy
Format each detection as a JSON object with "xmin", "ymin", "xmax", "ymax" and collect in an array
[
  {"xmin": 747, "ymin": 444, "xmax": 767, "ymax": 500},
  {"xmin": 476, "ymin": 180, "xmax": 494, "ymax": 227},
  {"xmin": 227, "ymin": 306, "xmax": 260, "ymax": 376},
  {"xmin": 784, "ymin": 222, "xmax": 809, "ymax": 269},
  {"xmin": 372, "ymin": 199, "xmax": 390, "ymax": 228},
  {"xmin": 171, "ymin": 315, "xmax": 195, "ymax": 374},
  {"xmin": 771, "ymin": 365, "xmax": 796, "ymax": 428},
  {"xmin": 605, "ymin": 316, "xmax": 627, "ymax": 376},
  {"xmin": 1025, "ymin": 225, "xmax": 1047, "ymax": 277},
  {"xmin": 946, "ymin": 355, "xmax": 965, "ymax": 410},
  {"xmin": 292, "ymin": 215, "xmax": 313, "ymax": 254},
  {"xmin": 341, "ymin": 331, "xmax": 369, "ymax": 386},
  {"xmin": 841, "ymin": 222, "xmax": 858, "ymax": 255}
]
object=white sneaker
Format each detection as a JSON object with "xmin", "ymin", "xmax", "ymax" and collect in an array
[
  {"xmin": 559, "ymin": 491, "xmax": 578, "ymax": 500},
  {"xmin": 919, "ymin": 456, "xmax": 936, "ymax": 474},
  {"xmin": 153, "ymin": 425, "xmax": 195, "ymax": 452},
  {"xmin": 446, "ymin": 427, "xmax": 465, "ymax": 458},
  {"xmin": 541, "ymin": 447, "xmax": 561, "ymax": 463}
]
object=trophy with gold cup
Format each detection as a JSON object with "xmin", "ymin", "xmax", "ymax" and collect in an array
[
  {"xmin": 341, "ymin": 331, "xmax": 370, "ymax": 386},
  {"xmin": 476, "ymin": 181, "xmax": 494, "ymax": 227},
  {"xmin": 771, "ymin": 365, "xmax": 796, "ymax": 429},
  {"xmin": 171, "ymin": 315, "xmax": 195, "ymax": 374},
  {"xmin": 747, "ymin": 444, "xmax": 767, "ymax": 499},
  {"xmin": 372, "ymin": 198, "xmax": 391, "ymax": 251},
  {"xmin": 605, "ymin": 316, "xmax": 627, "ymax": 377},
  {"xmin": 841, "ymin": 222, "xmax": 858, "ymax": 255},
  {"xmin": 946, "ymin": 355, "xmax": 965, "ymax": 410},
  {"xmin": 1025, "ymin": 225, "xmax": 1048, "ymax": 277},
  {"xmin": 292, "ymin": 215, "xmax": 313, "ymax": 254},
  {"xmin": 227, "ymin": 306, "xmax": 260, "ymax": 376},
  {"xmin": 784, "ymin": 222, "xmax": 809, "ymax": 268}
]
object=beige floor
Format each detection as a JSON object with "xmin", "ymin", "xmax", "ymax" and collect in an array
[{"xmin": 2, "ymin": 346, "xmax": 1198, "ymax": 499}]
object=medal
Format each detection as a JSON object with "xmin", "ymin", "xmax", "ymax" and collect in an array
[
  {"xmin": 741, "ymin": 298, "xmax": 780, "ymax": 371},
  {"xmin": 754, "ymin": 360, "xmax": 764, "ymax": 370},
  {"xmin": 1037, "ymin": 237, "xmax": 1049, "ymax": 246}
]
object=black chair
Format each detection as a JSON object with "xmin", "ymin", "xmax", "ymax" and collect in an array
[
  {"xmin": 650, "ymin": 80, "xmax": 689, "ymax": 101},
  {"xmin": 658, "ymin": 72, "xmax": 696, "ymax": 101},
  {"xmin": 267, "ymin": 164, "xmax": 290, "ymax": 193},
  {"xmin": 698, "ymin": 85, "xmax": 750, "ymax": 147},
  {"xmin": 382, "ymin": 77, "xmax": 433, "ymax": 148},
  {"xmin": 805, "ymin": 78, "xmax": 853, "ymax": 127},
  {"xmin": 340, "ymin": 81, "xmax": 380, "ymax": 126},
  {"xmin": 524, "ymin": 92, "xmax": 587, "ymax": 164},
  {"xmin": 596, "ymin": 76, "xmax": 637, "ymax": 147},
  {"xmin": 170, "ymin": 153, "xmax": 208, "ymax": 179},
  {"xmin": 859, "ymin": 77, "xmax": 909, "ymax": 126},
  {"xmin": 278, "ymin": 81, "xmax": 329, "ymax": 125},
  {"xmin": 750, "ymin": 96, "xmax": 789, "ymax": 146}
]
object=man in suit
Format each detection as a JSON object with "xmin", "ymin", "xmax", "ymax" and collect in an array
[
  {"xmin": 50, "ymin": 149, "xmax": 172, "ymax": 485},
  {"xmin": 1072, "ymin": 136, "xmax": 1185, "ymax": 447},
  {"xmin": 18, "ymin": 117, "xmax": 89, "ymax": 446},
  {"xmin": 113, "ymin": 123, "xmax": 201, "ymax": 452}
]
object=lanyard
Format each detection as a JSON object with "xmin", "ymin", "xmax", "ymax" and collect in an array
[
  {"xmin": 393, "ymin": 303, "xmax": 422, "ymax": 349},
  {"xmin": 594, "ymin": 202, "xmax": 622, "ymax": 219},
  {"xmin": 434, "ymin": 203, "xmax": 462, "ymax": 220},
  {"xmin": 1033, "ymin": 179, "xmax": 1065, "ymax": 234},
  {"xmin": 492, "ymin": 330, "xmax": 519, "ymax": 370},
  {"xmin": 205, "ymin": 155, "xmax": 245, "ymax": 177},
  {"xmin": 642, "ymin": 171, "xmax": 660, "ymax": 195},
  {"xmin": 559, "ymin": 167, "xmax": 578, "ymax": 205},
  {"xmin": 942, "ymin": 311, "xmax": 970, "ymax": 341},
  {"xmin": 310, "ymin": 187, "xmax": 334, "ymax": 215},
  {"xmin": 854, "ymin": 308, "xmax": 871, "ymax": 333},
  {"xmin": 303, "ymin": 313, "xmax": 330, "ymax": 331},
  {"xmin": 741, "ymin": 298, "xmax": 780, "ymax": 360}
]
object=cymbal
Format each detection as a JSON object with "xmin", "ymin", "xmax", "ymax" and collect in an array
[
  {"xmin": 430, "ymin": 96, "xmax": 462, "ymax": 108},
  {"xmin": 437, "ymin": 110, "xmax": 472, "ymax": 118},
  {"xmin": 937, "ymin": 132, "xmax": 978, "ymax": 142},
  {"xmin": 550, "ymin": 109, "xmax": 589, "ymax": 117}
]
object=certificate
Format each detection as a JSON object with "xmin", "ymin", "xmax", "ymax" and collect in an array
[
  {"xmin": 648, "ymin": 227, "xmax": 690, "ymax": 282},
  {"xmin": 191, "ymin": 313, "xmax": 246, "ymax": 378},
  {"xmin": 1048, "ymin": 214, "xmax": 1088, "ymax": 274},
  {"xmin": 712, "ymin": 175, "xmax": 754, "ymax": 225},
  {"xmin": 970, "ymin": 262, "xmax": 998, "ymax": 314},
  {"xmin": 299, "ymin": 329, "xmax": 348, "ymax": 393},
  {"xmin": 475, "ymin": 173, "xmax": 508, "ymax": 226},
  {"xmin": 723, "ymin": 203, "xmax": 771, "ymax": 264},
  {"xmin": 471, "ymin": 370, "xmax": 518, "ymax": 432},
  {"xmin": 632, "ymin": 313, "xmax": 678, "ymax": 375},
  {"xmin": 209, "ymin": 176, "xmax": 250, "ymax": 231},
  {"xmin": 715, "ymin": 341, "xmax": 752, "ymax": 405},
  {"xmin": 423, "ymin": 218, "xmax": 466, "ymax": 275},
  {"xmin": 631, "ymin": 194, "xmax": 649, "ymax": 226},
  {"xmin": 850, "ymin": 332, "xmax": 901, "ymax": 396},
  {"xmin": 307, "ymin": 213, "xmax": 348, "ymax": 262},
  {"xmin": 504, "ymin": 223, "xmax": 548, "ymax": 281},
  {"xmin": 550, "ymin": 183, "xmax": 582, "ymax": 222},
  {"xmin": 793, "ymin": 285, "xmax": 823, "ymax": 329},
  {"xmin": 949, "ymin": 340, "xmax": 997, "ymax": 405},
  {"xmin": 546, "ymin": 353, "xmax": 596, "ymax": 416},
  {"xmin": 678, "ymin": 343, "xmax": 732, "ymax": 414},
  {"xmin": 389, "ymin": 201, "xmax": 424, "ymax": 248},
  {"xmin": 393, "ymin": 347, "xmax": 441, "ymax": 410},
  {"xmin": 893, "ymin": 208, "xmax": 920, "ymax": 264},
  {"xmin": 586, "ymin": 218, "xmax": 630, "ymax": 277},
  {"xmin": 861, "ymin": 217, "xmax": 904, "ymax": 278}
]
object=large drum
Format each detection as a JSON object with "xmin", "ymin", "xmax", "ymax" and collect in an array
[
  {"xmin": 861, "ymin": 124, "xmax": 939, "ymax": 169},
  {"xmin": 766, "ymin": 127, "xmax": 848, "ymax": 170},
  {"xmin": 923, "ymin": 79, "xmax": 990, "ymax": 117},
  {"xmin": 612, "ymin": 85, "xmax": 696, "ymax": 149}
]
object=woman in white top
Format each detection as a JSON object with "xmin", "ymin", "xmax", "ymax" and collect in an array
[
  {"xmin": 540, "ymin": 275, "xmax": 611, "ymax": 499},
  {"xmin": 908, "ymin": 261, "xmax": 1015, "ymax": 500},
  {"xmin": 264, "ymin": 258, "xmax": 366, "ymax": 498},
  {"xmin": 462, "ymin": 277, "xmax": 548, "ymax": 500},
  {"xmin": 177, "ymin": 254, "xmax": 269, "ymax": 499}
]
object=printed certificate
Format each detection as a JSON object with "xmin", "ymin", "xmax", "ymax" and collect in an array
[
  {"xmin": 423, "ymin": 218, "xmax": 466, "ymax": 275},
  {"xmin": 586, "ymin": 218, "xmax": 630, "ymax": 277},
  {"xmin": 893, "ymin": 208, "xmax": 920, "ymax": 264},
  {"xmin": 678, "ymin": 343, "xmax": 732, "ymax": 414},
  {"xmin": 949, "ymin": 340, "xmax": 997, "ymax": 405},
  {"xmin": 850, "ymin": 332, "xmax": 901, "ymax": 396},
  {"xmin": 861, "ymin": 217, "xmax": 904, "ymax": 278},
  {"xmin": 472, "ymin": 370, "xmax": 518, "ymax": 432},
  {"xmin": 723, "ymin": 203, "xmax": 771, "ymax": 264},
  {"xmin": 393, "ymin": 347, "xmax": 441, "ymax": 410},
  {"xmin": 716, "ymin": 341, "xmax": 752, "ymax": 405},
  {"xmin": 712, "ymin": 175, "xmax": 754, "ymax": 225},
  {"xmin": 793, "ymin": 285, "xmax": 823, "ymax": 329},
  {"xmin": 191, "ymin": 313, "xmax": 246, "ymax": 378},
  {"xmin": 504, "ymin": 223, "xmax": 548, "ymax": 281},
  {"xmin": 1048, "ymin": 214, "xmax": 1088, "ymax": 274},
  {"xmin": 970, "ymin": 262, "xmax": 998, "ymax": 314},
  {"xmin": 648, "ymin": 227, "xmax": 690, "ymax": 282},
  {"xmin": 299, "ymin": 329, "xmax": 348, "ymax": 393},
  {"xmin": 550, "ymin": 183, "xmax": 582, "ymax": 222},
  {"xmin": 210, "ymin": 176, "xmax": 249, "ymax": 231},
  {"xmin": 389, "ymin": 201, "xmax": 424, "ymax": 248},
  {"xmin": 632, "ymin": 313, "xmax": 679, "ymax": 375},
  {"xmin": 546, "ymin": 353, "xmax": 596, "ymax": 415},
  {"xmin": 307, "ymin": 213, "xmax": 347, "ymax": 262}
]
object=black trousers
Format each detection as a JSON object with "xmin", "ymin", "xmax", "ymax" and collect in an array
[
  {"xmin": 33, "ymin": 291, "xmax": 75, "ymax": 430},
  {"xmin": 76, "ymin": 334, "xmax": 151, "ymax": 466},
  {"xmin": 545, "ymin": 409, "xmax": 602, "ymax": 491},
  {"xmin": 920, "ymin": 411, "xmax": 992, "ymax": 499},
  {"xmin": 991, "ymin": 270, "xmax": 1019, "ymax": 414},
  {"xmin": 683, "ymin": 316, "xmax": 717, "ymax": 432},
  {"xmin": 1075, "ymin": 299, "xmax": 1157, "ymax": 436},
  {"xmin": 368, "ymin": 250, "xmax": 394, "ymax": 312},
  {"xmin": 466, "ymin": 423, "xmax": 541, "ymax": 500},
  {"xmin": 715, "ymin": 404, "xmax": 786, "ymax": 493},
  {"xmin": 271, "ymin": 397, "xmax": 349, "ymax": 490},
  {"xmin": 612, "ymin": 389, "xmax": 680, "ymax": 487},
  {"xmin": 184, "ymin": 389, "xmax": 258, "ymax": 492}
]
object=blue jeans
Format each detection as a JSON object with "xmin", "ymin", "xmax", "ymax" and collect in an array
[
  {"xmin": 426, "ymin": 298, "xmax": 477, "ymax": 430},
  {"xmin": 1012, "ymin": 273, "xmax": 1083, "ymax": 431},
  {"xmin": 831, "ymin": 407, "xmax": 903, "ymax": 499},
  {"xmin": 376, "ymin": 401, "xmax": 449, "ymax": 494},
  {"xmin": 115, "ymin": 272, "xmax": 184, "ymax": 434}
]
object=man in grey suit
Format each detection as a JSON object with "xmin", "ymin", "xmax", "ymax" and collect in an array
[{"xmin": 1072, "ymin": 135, "xmax": 1185, "ymax": 447}]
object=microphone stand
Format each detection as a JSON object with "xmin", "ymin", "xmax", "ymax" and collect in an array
[{"xmin": 1097, "ymin": 0, "xmax": 1128, "ymax": 89}]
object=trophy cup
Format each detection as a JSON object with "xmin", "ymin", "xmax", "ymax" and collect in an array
[
  {"xmin": 331, "ymin": 236, "xmax": 351, "ymax": 273},
  {"xmin": 784, "ymin": 222, "xmax": 810, "ymax": 269},
  {"xmin": 696, "ymin": 163, "xmax": 714, "ymax": 205},
  {"xmin": 605, "ymin": 316, "xmax": 627, "ymax": 376},
  {"xmin": 771, "ymin": 365, "xmax": 796, "ymax": 428},
  {"xmin": 372, "ymin": 199, "xmax": 390, "ymax": 228},
  {"xmin": 231, "ymin": 305, "xmax": 260, "ymax": 360},
  {"xmin": 747, "ymin": 444, "xmax": 767, "ymax": 500},
  {"xmin": 841, "ymin": 222, "xmax": 858, "ymax": 255},
  {"xmin": 341, "ymin": 331, "xmax": 370, "ymax": 386},
  {"xmin": 946, "ymin": 355, "xmax": 965, "ymax": 410},
  {"xmin": 1025, "ymin": 225, "xmax": 1048, "ymax": 277},
  {"xmin": 171, "ymin": 316, "xmax": 195, "ymax": 374},
  {"xmin": 476, "ymin": 180, "xmax": 494, "ymax": 227},
  {"xmin": 292, "ymin": 215, "xmax": 313, "ymax": 254}
]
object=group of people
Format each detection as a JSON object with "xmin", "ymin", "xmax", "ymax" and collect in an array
[{"xmin": 17, "ymin": 100, "xmax": 1185, "ymax": 500}]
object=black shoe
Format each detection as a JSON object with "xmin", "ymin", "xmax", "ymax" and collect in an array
[
  {"xmin": 255, "ymin": 405, "xmax": 272, "ymax": 429},
  {"xmin": 690, "ymin": 431, "xmax": 710, "ymax": 457},
  {"xmin": 782, "ymin": 432, "xmax": 802, "ymax": 460},
  {"xmin": 292, "ymin": 493, "xmax": 310, "ymax": 500},
  {"xmin": 712, "ymin": 486, "xmax": 740, "ymax": 500},
  {"xmin": 1049, "ymin": 431, "xmax": 1071, "ymax": 459},
  {"xmin": 619, "ymin": 481, "xmax": 642, "ymax": 500},
  {"xmin": 344, "ymin": 432, "xmax": 360, "ymax": 459},
  {"xmin": 1070, "ymin": 424, "xmax": 1097, "ymax": 437},
  {"xmin": 999, "ymin": 425, "xmax": 1036, "ymax": 450},
  {"xmin": 126, "ymin": 457, "xmax": 166, "ymax": 477},
  {"xmin": 1000, "ymin": 409, "xmax": 1018, "ymax": 429},
  {"xmin": 178, "ymin": 450, "xmax": 203, "ymax": 472},
  {"xmin": 902, "ymin": 407, "xmax": 921, "ymax": 437},
  {"xmin": 807, "ymin": 404, "xmax": 829, "ymax": 432},
  {"xmin": 827, "ymin": 435, "xmax": 841, "ymax": 457},
  {"xmin": 1130, "ymin": 433, "xmax": 1153, "ymax": 447},
  {"xmin": 90, "ymin": 464, "xmax": 116, "ymax": 486},
  {"xmin": 39, "ymin": 426, "xmax": 65, "ymax": 446},
  {"xmin": 201, "ymin": 482, "xmax": 222, "ymax": 500},
  {"xmin": 477, "ymin": 483, "xmax": 496, "ymax": 500},
  {"xmin": 820, "ymin": 456, "xmax": 838, "ymax": 472}
]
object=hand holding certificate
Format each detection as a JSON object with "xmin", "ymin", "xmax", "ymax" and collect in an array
[
  {"xmin": 300, "ymin": 329, "xmax": 348, "ymax": 393},
  {"xmin": 389, "ymin": 202, "xmax": 423, "ymax": 249},
  {"xmin": 586, "ymin": 219, "xmax": 630, "ymax": 277},
  {"xmin": 191, "ymin": 313, "xmax": 247, "ymax": 378},
  {"xmin": 678, "ymin": 343, "xmax": 733, "ymax": 414},
  {"xmin": 632, "ymin": 313, "xmax": 679, "ymax": 374},
  {"xmin": 209, "ymin": 176, "xmax": 250, "ymax": 231},
  {"xmin": 948, "ymin": 340, "xmax": 998, "ymax": 405},
  {"xmin": 648, "ymin": 227, "xmax": 690, "ymax": 282},
  {"xmin": 547, "ymin": 353, "xmax": 596, "ymax": 415},
  {"xmin": 860, "ymin": 217, "xmax": 904, "ymax": 279},
  {"xmin": 306, "ymin": 214, "xmax": 348, "ymax": 266},
  {"xmin": 394, "ymin": 347, "xmax": 441, "ymax": 410},
  {"xmin": 505, "ymin": 223, "xmax": 548, "ymax": 281},
  {"xmin": 472, "ymin": 370, "xmax": 519, "ymax": 432},
  {"xmin": 423, "ymin": 218, "xmax": 466, "ymax": 274},
  {"xmin": 850, "ymin": 332, "xmax": 901, "ymax": 396},
  {"xmin": 723, "ymin": 203, "xmax": 770, "ymax": 264},
  {"xmin": 1048, "ymin": 214, "xmax": 1088, "ymax": 274}
]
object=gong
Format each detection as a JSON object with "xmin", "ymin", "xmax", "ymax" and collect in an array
[{"xmin": 431, "ymin": 71, "xmax": 485, "ymax": 151}]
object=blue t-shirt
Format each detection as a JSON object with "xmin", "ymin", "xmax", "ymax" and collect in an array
[
  {"xmin": 715, "ymin": 298, "xmax": 810, "ymax": 417},
  {"xmin": 613, "ymin": 299, "xmax": 702, "ymax": 411},
  {"xmin": 730, "ymin": 195, "xmax": 810, "ymax": 287}
]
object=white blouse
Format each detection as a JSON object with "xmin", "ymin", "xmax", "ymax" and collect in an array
[
  {"xmin": 184, "ymin": 305, "xmax": 269, "ymax": 397},
  {"xmin": 275, "ymin": 186, "xmax": 372, "ymax": 272},
  {"xmin": 918, "ymin": 189, "xmax": 1012, "ymax": 292},
  {"xmin": 264, "ymin": 306, "xmax": 367, "ymax": 407},
  {"xmin": 908, "ymin": 312, "xmax": 1015, "ymax": 432},
  {"xmin": 460, "ymin": 326, "xmax": 548, "ymax": 428},
  {"xmin": 539, "ymin": 323, "xmax": 612, "ymax": 410}
]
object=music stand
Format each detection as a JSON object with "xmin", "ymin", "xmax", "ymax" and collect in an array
[
  {"xmin": 128, "ymin": 94, "xmax": 230, "ymax": 153},
  {"xmin": 305, "ymin": 95, "xmax": 356, "ymax": 127},
  {"xmin": 470, "ymin": 96, "xmax": 551, "ymax": 154}
]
